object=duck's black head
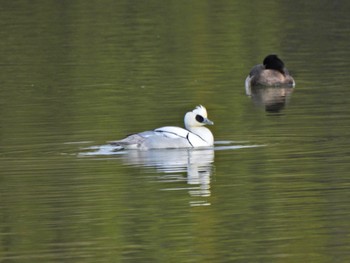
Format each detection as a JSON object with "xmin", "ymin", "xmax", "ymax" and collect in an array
[{"xmin": 263, "ymin": 54, "xmax": 285, "ymax": 74}]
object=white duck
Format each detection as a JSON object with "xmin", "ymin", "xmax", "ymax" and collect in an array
[{"xmin": 111, "ymin": 105, "xmax": 214, "ymax": 150}]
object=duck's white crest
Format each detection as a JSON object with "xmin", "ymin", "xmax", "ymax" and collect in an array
[{"xmin": 111, "ymin": 105, "xmax": 214, "ymax": 150}]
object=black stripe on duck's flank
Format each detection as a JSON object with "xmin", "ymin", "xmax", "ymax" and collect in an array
[
  {"xmin": 186, "ymin": 133, "xmax": 194, "ymax": 147},
  {"xmin": 155, "ymin": 130, "xmax": 186, "ymax": 139},
  {"xmin": 195, "ymin": 115, "xmax": 204, "ymax": 123}
]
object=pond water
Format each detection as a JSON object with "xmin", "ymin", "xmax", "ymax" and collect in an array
[{"xmin": 1, "ymin": 1, "xmax": 350, "ymax": 262}]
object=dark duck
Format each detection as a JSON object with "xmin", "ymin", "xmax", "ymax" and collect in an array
[{"xmin": 245, "ymin": 54, "xmax": 295, "ymax": 87}]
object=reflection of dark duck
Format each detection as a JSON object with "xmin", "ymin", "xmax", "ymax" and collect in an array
[
  {"xmin": 247, "ymin": 86, "xmax": 294, "ymax": 113},
  {"xmin": 245, "ymin": 55, "xmax": 295, "ymax": 88}
]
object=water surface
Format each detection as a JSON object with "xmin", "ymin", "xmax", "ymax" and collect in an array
[{"xmin": 1, "ymin": 1, "xmax": 350, "ymax": 262}]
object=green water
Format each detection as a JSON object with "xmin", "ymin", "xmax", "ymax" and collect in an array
[{"xmin": 1, "ymin": 1, "xmax": 350, "ymax": 262}]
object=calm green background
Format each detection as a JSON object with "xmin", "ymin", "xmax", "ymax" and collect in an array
[{"xmin": 1, "ymin": 0, "xmax": 350, "ymax": 262}]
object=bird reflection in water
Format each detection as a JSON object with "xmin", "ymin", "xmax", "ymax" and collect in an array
[
  {"xmin": 245, "ymin": 85, "xmax": 294, "ymax": 113},
  {"xmin": 120, "ymin": 148, "xmax": 214, "ymax": 206}
]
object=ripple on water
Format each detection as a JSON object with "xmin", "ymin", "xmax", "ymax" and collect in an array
[{"xmin": 78, "ymin": 141, "xmax": 265, "ymax": 156}]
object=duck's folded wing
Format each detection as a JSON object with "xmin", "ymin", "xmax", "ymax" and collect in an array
[{"xmin": 154, "ymin": 126, "xmax": 189, "ymax": 139}]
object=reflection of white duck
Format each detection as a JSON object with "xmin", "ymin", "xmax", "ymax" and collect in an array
[
  {"xmin": 111, "ymin": 105, "xmax": 214, "ymax": 150},
  {"xmin": 121, "ymin": 148, "xmax": 214, "ymax": 201},
  {"xmin": 122, "ymin": 148, "xmax": 214, "ymax": 173}
]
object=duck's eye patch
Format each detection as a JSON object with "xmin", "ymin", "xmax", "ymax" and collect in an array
[{"xmin": 196, "ymin": 115, "xmax": 204, "ymax": 123}]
